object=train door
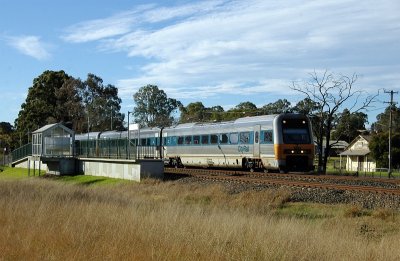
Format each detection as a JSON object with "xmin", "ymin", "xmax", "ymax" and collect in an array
[{"xmin": 253, "ymin": 125, "xmax": 261, "ymax": 157}]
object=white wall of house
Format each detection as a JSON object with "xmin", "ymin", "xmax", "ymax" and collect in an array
[
  {"xmin": 342, "ymin": 136, "xmax": 376, "ymax": 172},
  {"xmin": 345, "ymin": 155, "xmax": 376, "ymax": 172}
]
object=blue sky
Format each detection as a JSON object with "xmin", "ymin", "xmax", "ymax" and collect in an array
[{"xmin": 1, "ymin": 0, "xmax": 399, "ymax": 126}]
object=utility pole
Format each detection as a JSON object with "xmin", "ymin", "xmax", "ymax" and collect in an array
[
  {"xmin": 127, "ymin": 111, "xmax": 131, "ymax": 159},
  {"xmin": 110, "ymin": 105, "xmax": 113, "ymax": 131},
  {"xmin": 384, "ymin": 90, "xmax": 398, "ymax": 178}
]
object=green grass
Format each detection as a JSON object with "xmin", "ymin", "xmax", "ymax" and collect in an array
[
  {"xmin": 0, "ymin": 166, "xmax": 43, "ymax": 180},
  {"xmin": 275, "ymin": 202, "xmax": 340, "ymax": 219},
  {"xmin": 322, "ymin": 157, "xmax": 400, "ymax": 178},
  {"xmin": 0, "ymin": 166, "xmax": 129, "ymax": 186},
  {"xmin": 42, "ymin": 174, "xmax": 130, "ymax": 186}
]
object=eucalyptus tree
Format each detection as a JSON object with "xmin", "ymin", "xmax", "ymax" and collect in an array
[
  {"xmin": 15, "ymin": 71, "xmax": 124, "ymax": 146},
  {"xmin": 225, "ymin": 101, "xmax": 258, "ymax": 120},
  {"xmin": 0, "ymin": 122, "xmax": 14, "ymax": 150},
  {"xmin": 291, "ymin": 70, "xmax": 377, "ymax": 174},
  {"xmin": 331, "ymin": 109, "xmax": 368, "ymax": 143},
  {"xmin": 79, "ymin": 74, "xmax": 124, "ymax": 132},
  {"xmin": 261, "ymin": 99, "xmax": 292, "ymax": 115},
  {"xmin": 179, "ymin": 102, "xmax": 207, "ymax": 123},
  {"xmin": 15, "ymin": 70, "xmax": 72, "ymax": 144},
  {"xmin": 133, "ymin": 85, "xmax": 182, "ymax": 127},
  {"xmin": 369, "ymin": 133, "xmax": 400, "ymax": 168},
  {"xmin": 371, "ymin": 105, "xmax": 400, "ymax": 133}
]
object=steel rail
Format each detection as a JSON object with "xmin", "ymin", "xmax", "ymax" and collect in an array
[{"xmin": 165, "ymin": 167, "xmax": 400, "ymax": 195}]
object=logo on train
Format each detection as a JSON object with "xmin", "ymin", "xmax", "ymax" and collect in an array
[{"xmin": 238, "ymin": 145, "xmax": 250, "ymax": 153}]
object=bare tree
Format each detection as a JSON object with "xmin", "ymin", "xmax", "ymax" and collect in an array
[{"xmin": 291, "ymin": 70, "xmax": 378, "ymax": 174}]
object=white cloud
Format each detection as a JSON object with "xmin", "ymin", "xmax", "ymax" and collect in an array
[
  {"xmin": 65, "ymin": 0, "xmax": 400, "ymax": 107},
  {"xmin": 62, "ymin": 10, "xmax": 139, "ymax": 43},
  {"xmin": 5, "ymin": 35, "xmax": 51, "ymax": 60}
]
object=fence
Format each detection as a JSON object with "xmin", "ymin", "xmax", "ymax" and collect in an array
[
  {"xmin": 1, "ymin": 154, "xmax": 12, "ymax": 166},
  {"xmin": 75, "ymin": 139, "xmax": 160, "ymax": 160},
  {"xmin": 331, "ymin": 162, "xmax": 400, "ymax": 179},
  {"xmin": 11, "ymin": 143, "xmax": 32, "ymax": 162}
]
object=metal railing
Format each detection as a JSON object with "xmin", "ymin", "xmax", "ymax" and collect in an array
[
  {"xmin": 75, "ymin": 139, "xmax": 160, "ymax": 160},
  {"xmin": 11, "ymin": 143, "xmax": 32, "ymax": 162}
]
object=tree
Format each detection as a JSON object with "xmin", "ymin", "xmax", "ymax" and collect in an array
[
  {"xmin": 371, "ymin": 105, "xmax": 400, "ymax": 133},
  {"xmin": 79, "ymin": 74, "xmax": 124, "ymax": 132},
  {"xmin": 208, "ymin": 105, "xmax": 225, "ymax": 122},
  {"xmin": 133, "ymin": 85, "xmax": 182, "ymax": 127},
  {"xmin": 15, "ymin": 71, "xmax": 125, "ymax": 146},
  {"xmin": 293, "ymin": 98, "xmax": 319, "ymax": 115},
  {"xmin": 369, "ymin": 133, "xmax": 400, "ymax": 168},
  {"xmin": 225, "ymin": 101, "xmax": 258, "ymax": 120},
  {"xmin": 54, "ymin": 77, "xmax": 85, "ymax": 130},
  {"xmin": 0, "ymin": 122, "xmax": 14, "ymax": 151},
  {"xmin": 261, "ymin": 99, "xmax": 292, "ymax": 114},
  {"xmin": 179, "ymin": 103, "xmax": 227, "ymax": 123},
  {"xmin": 0, "ymin": 122, "xmax": 13, "ymax": 134},
  {"xmin": 233, "ymin": 101, "xmax": 257, "ymax": 112},
  {"xmin": 15, "ymin": 70, "xmax": 72, "ymax": 144},
  {"xmin": 291, "ymin": 70, "xmax": 377, "ymax": 174},
  {"xmin": 179, "ymin": 102, "xmax": 207, "ymax": 123},
  {"xmin": 331, "ymin": 109, "xmax": 368, "ymax": 142}
]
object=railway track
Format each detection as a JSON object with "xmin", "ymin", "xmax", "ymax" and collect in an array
[{"xmin": 164, "ymin": 167, "xmax": 400, "ymax": 195}]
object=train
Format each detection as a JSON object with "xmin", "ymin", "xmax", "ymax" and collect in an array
[{"xmin": 75, "ymin": 113, "xmax": 315, "ymax": 173}]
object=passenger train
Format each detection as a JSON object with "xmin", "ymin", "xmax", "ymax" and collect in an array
[{"xmin": 75, "ymin": 113, "xmax": 315, "ymax": 172}]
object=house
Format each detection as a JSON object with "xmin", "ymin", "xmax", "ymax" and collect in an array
[
  {"xmin": 314, "ymin": 139, "xmax": 348, "ymax": 156},
  {"xmin": 339, "ymin": 135, "xmax": 376, "ymax": 172}
]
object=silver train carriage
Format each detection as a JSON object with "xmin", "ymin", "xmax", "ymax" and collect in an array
[
  {"xmin": 75, "ymin": 113, "xmax": 314, "ymax": 172},
  {"xmin": 162, "ymin": 113, "xmax": 314, "ymax": 172}
]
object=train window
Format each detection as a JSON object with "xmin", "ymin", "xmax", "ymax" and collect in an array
[
  {"xmin": 263, "ymin": 130, "xmax": 273, "ymax": 143},
  {"xmin": 169, "ymin": 136, "xmax": 177, "ymax": 146},
  {"xmin": 210, "ymin": 134, "xmax": 218, "ymax": 144},
  {"xmin": 255, "ymin": 131, "xmax": 259, "ymax": 143},
  {"xmin": 239, "ymin": 132, "xmax": 250, "ymax": 144},
  {"xmin": 185, "ymin": 136, "xmax": 192, "ymax": 145},
  {"xmin": 177, "ymin": 136, "xmax": 184, "ymax": 145},
  {"xmin": 201, "ymin": 135, "xmax": 209, "ymax": 145},
  {"xmin": 220, "ymin": 133, "xmax": 229, "ymax": 144},
  {"xmin": 193, "ymin": 135, "xmax": 200, "ymax": 145},
  {"xmin": 229, "ymin": 133, "xmax": 238, "ymax": 144},
  {"xmin": 282, "ymin": 128, "xmax": 310, "ymax": 144}
]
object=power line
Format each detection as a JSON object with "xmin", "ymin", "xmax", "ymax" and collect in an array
[{"xmin": 384, "ymin": 90, "xmax": 398, "ymax": 177}]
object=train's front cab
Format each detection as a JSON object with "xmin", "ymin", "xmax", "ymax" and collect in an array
[{"xmin": 273, "ymin": 114, "xmax": 315, "ymax": 172}]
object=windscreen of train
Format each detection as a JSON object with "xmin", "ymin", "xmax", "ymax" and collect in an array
[{"xmin": 281, "ymin": 119, "xmax": 311, "ymax": 144}]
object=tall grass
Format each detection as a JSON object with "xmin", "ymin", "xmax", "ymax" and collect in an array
[{"xmin": 1, "ymin": 178, "xmax": 400, "ymax": 260}]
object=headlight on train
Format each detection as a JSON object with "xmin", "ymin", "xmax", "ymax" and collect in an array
[{"xmin": 284, "ymin": 149, "xmax": 311, "ymax": 154}]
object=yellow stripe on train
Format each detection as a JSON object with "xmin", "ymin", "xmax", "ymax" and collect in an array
[{"xmin": 274, "ymin": 144, "xmax": 315, "ymax": 160}]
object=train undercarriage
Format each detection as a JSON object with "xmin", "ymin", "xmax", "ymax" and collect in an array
[{"xmin": 165, "ymin": 155, "xmax": 313, "ymax": 173}]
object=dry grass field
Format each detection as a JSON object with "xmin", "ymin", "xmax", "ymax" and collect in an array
[{"xmin": 1, "ymin": 168, "xmax": 400, "ymax": 260}]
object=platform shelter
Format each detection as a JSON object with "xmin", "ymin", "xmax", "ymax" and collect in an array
[
  {"xmin": 32, "ymin": 123, "xmax": 74, "ymax": 157},
  {"xmin": 30, "ymin": 123, "xmax": 76, "ymax": 175}
]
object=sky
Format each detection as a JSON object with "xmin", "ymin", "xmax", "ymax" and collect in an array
[{"xmin": 0, "ymin": 0, "xmax": 399, "ymax": 126}]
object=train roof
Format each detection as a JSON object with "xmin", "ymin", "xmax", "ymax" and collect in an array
[
  {"xmin": 75, "ymin": 132, "xmax": 101, "ymax": 140},
  {"xmin": 167, "ymin": 114, "xmax": 278, "ymax": 130},
  {"xmin": 233, "ymin": 114, "xmax": 278, "ymax": 124}
]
